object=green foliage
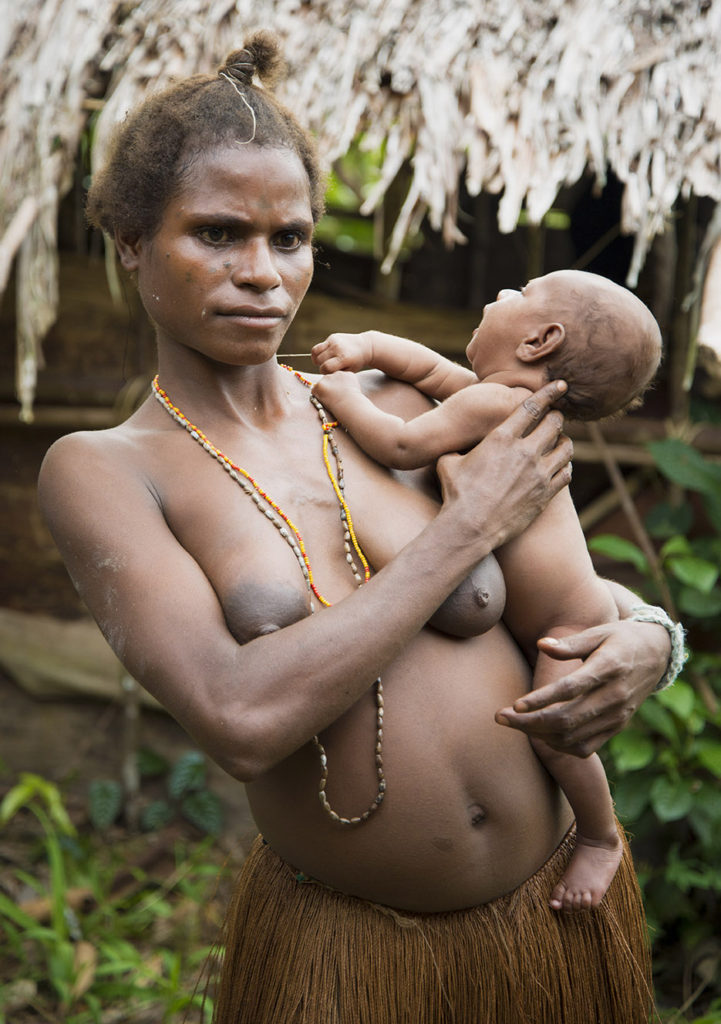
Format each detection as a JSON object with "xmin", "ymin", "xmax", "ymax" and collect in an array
[
  {"xmin": 88, "ymin": 779, "xmax": 124, "ymax": 830},
  {"xmin": 591, "ymin": 439, "xmax": 721, "ymax": 1013},
  {"xmin": 0, "ymin": 774, "xmax": 224, "ymax": 1022},
  {"xmin": 88, "ymin": 749, "xmax": 223, "ymax": 837}
]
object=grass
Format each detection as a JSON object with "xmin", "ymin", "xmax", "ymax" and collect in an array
[{"xmin": 0, "ymin": 775, "xmax": 235, "ymax": 1023}]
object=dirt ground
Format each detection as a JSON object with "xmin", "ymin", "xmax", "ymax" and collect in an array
[{"xmin": 0, "ymin": 667, "xmax": 258, "ymax": 854}]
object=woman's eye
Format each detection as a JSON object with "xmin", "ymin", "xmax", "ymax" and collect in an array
[
  {"xmin": 276, "ymin": 231, "xmax": 304, "ymax": 251},
  {"xmin": 199, "ymin": 226, "xmax": 229, "ymax": 244}
]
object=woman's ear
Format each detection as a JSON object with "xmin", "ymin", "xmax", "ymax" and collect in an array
[
  {"xmin": 114, "ymin": 229, "xmax": 143, "ymax": 272},
  {"xmin": 515, "ymin": 323, "xmax": 565, "ymax": 363}
]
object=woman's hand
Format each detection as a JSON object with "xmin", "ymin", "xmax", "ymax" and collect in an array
[
  {"xmin": 495, "ymin": 619, "xmax": 672, "ymax": 756},
  {"xmin": 435, "ymin": 380, "xmax": 574, "ymax": 554}
]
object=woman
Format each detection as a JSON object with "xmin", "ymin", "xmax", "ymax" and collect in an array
[{"xmin": 39, "ymin": 34, "xmax": 677, "ymax": 1023}]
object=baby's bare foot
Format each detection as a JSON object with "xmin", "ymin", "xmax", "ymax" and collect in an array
[{"xmin": 549, "ymin": 832, "xmax": 623, "ymax": 912}]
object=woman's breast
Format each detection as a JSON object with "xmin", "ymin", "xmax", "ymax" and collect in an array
[
  {"xmin": 246, "ymin": 623, "xmax": 572, "ymax": 911},
  {"xmin": 427, "ymin": 552, "xmax": 506, "ymax": 638}
]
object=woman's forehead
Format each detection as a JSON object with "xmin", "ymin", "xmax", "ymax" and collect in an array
[{"xmin": 172, "ymin": 144, "xmax": 313, "ymax": 217}]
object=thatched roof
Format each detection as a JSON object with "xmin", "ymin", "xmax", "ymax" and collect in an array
[{"xmin": 3, "ymin": 0, "xmax": 721, "ymax": 419}]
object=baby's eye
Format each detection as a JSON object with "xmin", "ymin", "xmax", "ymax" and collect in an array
[{"xmin": 198, "ymin": 225, "xmax": 230, "ymax": 244}]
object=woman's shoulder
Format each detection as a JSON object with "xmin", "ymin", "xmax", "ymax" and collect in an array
[
  {"xmin": 38, "ymin": 412, "xmax": 159, "ymax": 518},
  {"xmin": 41, "ymin": 417, "xmax": 145, "ymax": 477}
]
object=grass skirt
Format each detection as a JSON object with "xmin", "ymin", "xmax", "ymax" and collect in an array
[{"xmin": 210, "ymin": 827, "xmax": 653, "ymax": 1023}]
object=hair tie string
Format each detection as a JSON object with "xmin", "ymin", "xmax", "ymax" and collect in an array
[{"xmin": 218, "ymin": 70, "xmax": 257, "ymax": 144}]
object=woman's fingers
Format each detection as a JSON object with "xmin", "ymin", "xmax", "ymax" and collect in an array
[
  {"xmin": 494, "ymin": 619, "xmax": 670, "ymax": 755},
  {"xmin": 499, "ymin": 380, "xmax": 568, "ymax": 438},
  {"xmin": 495, "ymin": 694, "xmax": 633, "ymax": 757}
]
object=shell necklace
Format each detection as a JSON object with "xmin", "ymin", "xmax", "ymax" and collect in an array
[{"xmin": 151, "ymin": 369, "xmax": 385, "ymax": 826}]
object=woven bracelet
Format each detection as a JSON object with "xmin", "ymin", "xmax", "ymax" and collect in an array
[{"xmin": 630, "ymin": 604, "xmax": 687, "ymax": 691}]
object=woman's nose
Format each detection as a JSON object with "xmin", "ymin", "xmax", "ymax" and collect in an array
[
  {"xmin": 496, "ymin": 288, "xmax": 518, "ymax": 301},
  {"xmin": 231, "ymin": 239, "xmax": 282, "ymax": 290}
]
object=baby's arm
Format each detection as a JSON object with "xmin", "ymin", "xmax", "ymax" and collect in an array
[
  {"xmin": 311, "ymin": 373, "xmax": 526, "ymax": 469},
  {"xmin": 312, "ymin": 330, "xmax": 477, "ymax": 401}
]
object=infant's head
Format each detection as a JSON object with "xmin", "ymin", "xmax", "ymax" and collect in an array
[{"xmin": 468, "ymin": 270, "xmax": 662, "ymax": 421}]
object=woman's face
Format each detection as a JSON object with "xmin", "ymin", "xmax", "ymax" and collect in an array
[{"xmin": 120, "ymin": 144, "xmax": 315, "ymax": 366}]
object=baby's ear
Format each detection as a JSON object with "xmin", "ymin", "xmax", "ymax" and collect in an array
[{"xmin": 515, "ymin": 323, "xmax": 565, "ymax": 363}]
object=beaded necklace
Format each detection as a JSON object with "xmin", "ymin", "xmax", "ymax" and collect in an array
[{"xmin": 151, "ymin": 369, "xmax": 386, "ymax": 826}]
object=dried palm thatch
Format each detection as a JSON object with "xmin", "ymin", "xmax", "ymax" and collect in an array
[{"xmin": 3, "ymin": 0, "xmax": 721, "ymax": 418}]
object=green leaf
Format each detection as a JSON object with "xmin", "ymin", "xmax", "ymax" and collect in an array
[
  {"xmin": 657, "ymin": 680, "xmax": 696, "ymax": 719},
  {"xmin": 688, "ymin": 782, "xmax": 721, "ymax": 846},
  {"xmin": 181, "ymin": 791, "xmax": 223, "ymax": 835},
  {"xmin": 608, "ymin": 729, "xmax": 655, "ymax": 771},
  {"xmin": 168, "ymin": 751, "xmax": 207, "ymax": 798},
  {"xmin": 609, "ymin": 773, "xmax": 650, "ymax": 820},
  {"xmin": 650, "ymin": 776, "xmax": 694, "ymax": 821},
  {"xmin": 679, "ymin": 585, "xmax": 721, "ymax": 618},
  {"xmin": 667, "ymin": 555, "xmax": 719, "ymax": 593},
  {"xmin": 647, "ymin": 439, "xmax": 721, "ymax": 496},
  {"xmin": 0, "ymin": 774, "xmax": 75, "ymax": 835},
  {"xmin": 637, "ymin": 699, "xmax": 679, "ymax": 744},
  {"xmin": 587, "ymin": 535, "xmax": 649, "ymax": 574},
  {"xmin": 695, "ymin": 738, "xmax": 721, "ymax": 778},
  {"xmin": 136, "ymin": 747, "xmax": 170, "ymax": 779},
  {"xmin": 703, "ymin": 489, "xmax": 721, "ymax": 535},
  {"xmin": 661, "ymin": 535, "xmax": 693, "ymax": 558},
  {"xmin": 645, "ymin": 501, "xmax": 694, "ymax": 539},
  {"xmin": 140, "ymin": 799, "xmax": 174, "ymax": 832},
  {"xmin": 88, "ymin": 779, "xmax": 123, "ymax": 830}
]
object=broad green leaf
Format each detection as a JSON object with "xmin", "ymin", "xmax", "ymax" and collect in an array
[
  {"xmin": 688, "ymin": 782, "xmax": 721, "ymax": 846},
  {"xmin": 88, "ymin": 779, "xmax": 123, "ymax": 830},
  {"xmin": 136, "ymin": 747, "xmax": 170, "ymax": 779},
  {"xmin": 637, "ymin": 699, "xmax": 679, "ymax": 744},
  {"xmin": 650, "ymin": 776, "xmax": 694, "ymax": 821},
  {"xmin": 645, "ymin": 501, "xmax": 694, "ymax": 539},
  {"xmin": 140, "ymin": 799, "xmax": 174, "ymax": 832},
  {"xmin": 679, "ymin": 586, "xmax": 721, "ymax": 618},
  {"xmin": 656, "ymin": 680, "xmax": 696, "ymax": 719},
  {"xmin": 703, "ymin": 489, "xmax": 721, "ymax": 535},
  {"xmin": 168, "ymin": 751, "xmax": 206, "ymax": 798},
  {"xmin": 608, "ymin": 729, "xmax": 655, "ymax": 771},
  {"xmin": 647, "ymin": 439, "xmax": 721, "ymax": 496},
  {"xmin": 661, "ymin": 536, "xmax": 693, "ymax": 558},
  {"xmin": 587, "ymin": 535, "xmax": 649, "ymax": 574},
  {"xmin": 181, "ymin": 790, "xmax": 223, "ymax": 835},
  {"xmin": 694, "ymin": 738, "xmax": 721, "ymax": 777},
  {"xmin": 667, "ymin": 556, "xmax": 718, "ymax": 593},
  {"xmin": 665, "ymin": 845, "xmax": 721, "ymax": 892},
  {"xmin": 609, "ymin": 774, "xmax": 650, "ymax": 820}
]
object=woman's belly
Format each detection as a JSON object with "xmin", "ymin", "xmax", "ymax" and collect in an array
[{"xmin": 246, "ymin": 623, "xmax": 573, "ymax": 911}]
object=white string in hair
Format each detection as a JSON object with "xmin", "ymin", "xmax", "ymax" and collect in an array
[{"xmin": 219, "ymin": 70, "xmax": 257, "ymax": 145}]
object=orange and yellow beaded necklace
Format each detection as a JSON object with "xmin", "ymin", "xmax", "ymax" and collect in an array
[{"xmin": 151, "ymin": 368, "xmax": 386, "ymax": 826}]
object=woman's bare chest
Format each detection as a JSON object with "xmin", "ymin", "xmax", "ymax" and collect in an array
[{"xmin": 148, "ymin": 420, "xmax": 396, "ymax": 642}]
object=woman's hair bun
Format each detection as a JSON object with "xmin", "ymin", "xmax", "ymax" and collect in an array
[{"xmin": 219, "ymin": 31, "xmax": 285, "ymax": 88}]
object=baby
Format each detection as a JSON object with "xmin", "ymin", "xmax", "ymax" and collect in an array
[{"xmin": 311, "ymin": 269, "xmax": 662, "ymax": 911}]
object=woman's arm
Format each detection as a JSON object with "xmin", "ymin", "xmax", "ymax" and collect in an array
[
  {"xmin": 495, "ymin": 494, "xmax": 673, "ymax": 756},
  {"xmin": 312, "ymin": 330, "xmax": 477, "ymax": 400},
  {"xmin": 38, "ymin": 381, "xmax": 571, "ymax": 782}
]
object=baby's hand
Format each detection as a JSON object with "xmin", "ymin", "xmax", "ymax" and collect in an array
[
  {"xmin": 311, "ymin": 370, "xmax": 363, "ymax": 407},
  {"xmin": 311, "ymin": 332, "xmax": 372, "ymax": 374}
]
